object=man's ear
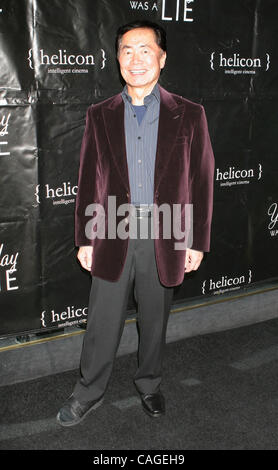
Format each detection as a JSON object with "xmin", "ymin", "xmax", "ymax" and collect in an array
[{"xmin": 160, "ymin": 51, "xmax": 167, "ymax": 70}]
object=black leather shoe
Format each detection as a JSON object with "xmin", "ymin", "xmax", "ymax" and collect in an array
[
  {"xmin": 141, "ymin": 391, "xmax": 165, "ymax": 418},
  {"xmin": 56, "ymin": 394, "xmax": 103, "ymax": 427}
]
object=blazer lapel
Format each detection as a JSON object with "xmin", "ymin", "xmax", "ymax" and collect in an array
[
  {"xmin": 154, "ymin": 86, "xmax": 185, "ymax": 191},
  {"xmin": 102, "ymin": 94, "xmax": 130, "ymax": 193}
]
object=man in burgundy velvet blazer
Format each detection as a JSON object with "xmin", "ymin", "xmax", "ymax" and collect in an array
[
  {"xmin": 57, "ymin": 20, "xmax": 214, "ymax": 427},
  {"xmin": 75, "ymin": 85, "xmax": 214, "ymax": 287}
]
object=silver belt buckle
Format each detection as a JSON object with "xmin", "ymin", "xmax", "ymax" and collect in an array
[{"xmin": 135, "ymin": 205, "xmax": 152, "ymax": 218}]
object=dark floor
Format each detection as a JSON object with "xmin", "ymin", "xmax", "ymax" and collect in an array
[{"xmin": 1, "ymin": 317, "xmax": 278, "ymax": 450}]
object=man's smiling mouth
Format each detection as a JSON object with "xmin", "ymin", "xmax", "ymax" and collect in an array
[{"xmin": 129, "ymin": 70, "xmax": 147, "ymax": 74}]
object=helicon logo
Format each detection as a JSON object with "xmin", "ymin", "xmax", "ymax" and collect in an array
[
  {"xmin": 33, "ymin": 182, "xmax": 78, "ymax": 207},
  {"xmin": 40, "ymin": 306, "xmax": 88, "ymax": 328},
  {"xmin": 210, "ymin": 52, "xmax": 270, "ymax": 75},
  {"xmin": 216, "ymin": 164, "xmax": 262, "ymax": 187},
  {"xmin": 27, "ymin": 48, "xmax": 107, "ymax": 71},
  {"xmin": 202, "ymin": 270, "xmax": 252, "ymax": 295}
]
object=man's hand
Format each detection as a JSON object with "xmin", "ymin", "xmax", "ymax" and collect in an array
[
  {"xmin": 77, "ymin": 246, "xmax": 93, "ymax": 272},
  {"xmin": 184, "ymin": 248, "xmax": 204, "ymax": 273}
]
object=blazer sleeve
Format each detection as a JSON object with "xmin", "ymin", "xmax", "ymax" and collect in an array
[
  {"xmin": 75, "ymin": 106, "xmax": 98, "ymax": 247},
  {"xmin": 189, "ymin": 105, "xmax": 215, "ymax": 252}
]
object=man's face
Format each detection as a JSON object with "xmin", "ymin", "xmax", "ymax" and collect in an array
[{"xmin": 117, "ymin": 27, "xmax": 166, "ymax": 91}]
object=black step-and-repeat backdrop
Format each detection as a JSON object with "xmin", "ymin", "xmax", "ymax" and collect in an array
[{"xmin": 0, "ymin": 0, "xmax": 277, "ymax": 336}]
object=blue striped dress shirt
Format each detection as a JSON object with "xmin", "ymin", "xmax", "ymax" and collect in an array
[{"xmin": 121, "ymin": 83, "xmax": 160, "ymax": 205}]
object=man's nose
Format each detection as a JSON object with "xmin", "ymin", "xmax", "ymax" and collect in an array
[{"xmin": 131, "ymin": 51, "xmax": 143, "ymax": 64}]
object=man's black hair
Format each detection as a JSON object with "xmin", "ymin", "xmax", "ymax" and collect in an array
[{"xmin": 115, "ymin": 19, "xmax": 167, "ymax": 55}]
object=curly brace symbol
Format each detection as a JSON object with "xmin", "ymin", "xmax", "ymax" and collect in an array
[
  {"xmin": 266, "ymin": 53, "xmax": 270, "ymax": 71},
  {"xmin": 248, "ymin": 270, "xmax": 252, "ymax": 284},
  {"xmin": 101, "ymin": 49, "xmax": 107, "ymax": 70},
  {"xmin": 27, "ymin": 48, "xmax": 34, "ymax": 70},
  {"xmin": 258, "ymin": 163, "xmax": 262, "ymax": 180},
  {"xmin": 35, "ymin": 184, "xmax": 40, "ymax": 204},
  {"xmin": 201, "ymin": 280, "xmax": 206, "ymax": 294},
  {"xmin": 41, "ymin": 311, "xmax": 47, "ymax": 328},
  {"xmin": 210, "ymin": 52, "xmax": 215, "ymax": 71}
]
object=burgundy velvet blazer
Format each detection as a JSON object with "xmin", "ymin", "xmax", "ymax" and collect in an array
[{"xmin": 75, "ymin": 85, "xmax": 214, "ymax": 287}]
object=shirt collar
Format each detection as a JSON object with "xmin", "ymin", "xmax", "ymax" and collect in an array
[{"xmin": 121, "ymin": 83, "xmax": 160, "ymax": 106}]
